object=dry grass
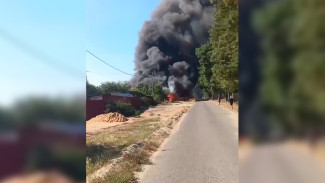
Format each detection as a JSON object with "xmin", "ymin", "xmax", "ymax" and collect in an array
[
  {"xmin": 86, "ymin": 103, "xmax": 192, "ymax": 183},
  {"xmin": 86, "ymin": 118, "xmax": 164, "ymax": 182},
  {"xmin": 92, "ymin": 150, "xmax": 150, "ymax": 183}
]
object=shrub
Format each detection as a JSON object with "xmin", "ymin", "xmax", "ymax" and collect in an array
[
  {"xmin": 105, "ymin": 102, "xmax": 118, "ymax": 113},
  {"xmin": 105, "ymin": 102, "xmax": 135, "ymax": 117},
  {"xmin": 135, "ymin": 110, "xmax": 141, "ymax": 117},
  {"xmin": 116, "ymin": 103, "xmax": 135, "ymax": 117},
  {"xmin": 141, "ymin": 97, "xmax": 151, "ymax": 107},
  {"xmin": 152, "ymin": 83, "xmax": 167, "ymax": 103}
]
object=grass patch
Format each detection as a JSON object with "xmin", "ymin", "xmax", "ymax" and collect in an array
[
  {"xmin": 87, "ymin": 105, "xmax": 189, "ymax": 183},
  {"xmin": 86, "ymin": 118, "xmax": 160, "ymax": 176},
  {"xmin": 160, "ymin": 101, "xmax": 171, "ymax": 105},
  {"xmin": 92, "ymin": 150, "xmax": 149, "ymax": 183}
]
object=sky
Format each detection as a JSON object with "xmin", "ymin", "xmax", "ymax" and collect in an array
[
  {"xmin": 0, "ymin": 1, "xmax": 86, "ymax": 106},
  {"xmin": 0, "ymin": 0, "xmax": 161, "ymax": 106},
  {"xmin": 86, "ymin": 0, "xmax": 161, "ymax": 86}
]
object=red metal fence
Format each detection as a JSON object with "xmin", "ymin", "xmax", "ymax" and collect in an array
[{"xmin": 86, "ymin": 94, "xmax": 143, "ymax": 120}]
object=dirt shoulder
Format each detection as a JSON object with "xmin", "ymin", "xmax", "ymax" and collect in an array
[
  {"xmin": 86, "ymin": 101, "xmax": 194, "ymax": 183},
  {"xmin": 209, "ymin": 99, "xmax": 238, "ymax": 113},
  {"xmin": 209, "ymin": 99, "xmax": 238, "ymax": 129},
  {"xmin": 86, "ymin": 102, "xmax": 194, "ymax": 136}
]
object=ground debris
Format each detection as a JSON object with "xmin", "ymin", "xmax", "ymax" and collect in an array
[
  {"xmin": 161, "ymin": 106, "xmax": 190, "ymax": 128},
  {"xmin": 122, "ymin": 142, "xmax": 145, "ymax": 156},
  {"xmin": 1, "ymin": 171, "xmax": 75, "ymax": 183}
]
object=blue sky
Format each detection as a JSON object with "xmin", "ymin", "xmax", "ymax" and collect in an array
[
  {"xmin": 87, "ymin": 0, "xmax": 161, "ymax": 86},
  {"xmin": 0, "ymin": 1, "xmax": 85, "ymax": 106},
  {"xmin": 0, "ymin": 0, "xmax": 161, "ymax": 106}
]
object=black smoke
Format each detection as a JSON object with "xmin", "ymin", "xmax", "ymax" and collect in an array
[{"xmin": 132, "ymin": 0, "xmax": 214, "ymax": 97}]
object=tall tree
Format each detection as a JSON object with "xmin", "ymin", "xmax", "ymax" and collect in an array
[
  {"xmin": 196, "ymin": 0, "xmax": 239, "ymax": 97},
  {"xmin": 210, "ymin": 0, "xmax": 239, "ymax": 93},
  {"xmin": 196, "ymin": 43, "xmax": 223, "ymax": 97},
  {"xmin": 86, "ymin": 80, "xmax": 100, "ymax": 98},
  {"xmin": 254, "ymin": 0, "xmax": 325, "ymax": 135},
  {"xmin": 98, "ymin": 81, "xmax": 130, "ymax": 94},
  {"xmin": 133, "ymin": 82, "xmax": 167, "ymax": 103}
]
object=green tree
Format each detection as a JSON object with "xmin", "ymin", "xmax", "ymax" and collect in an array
[
  {"xmin": 133, "ymin": 82, "xmax": 167, "ymax": 103},
  {"xmin": 152, "ymin": 83, "xmax": 167, "ymax": 103},
  {"xmin": 98, "ymin": 81, "xmax": 130, "ymax": 94},
  {"xmin": 86, "ymin": 80, "xmax": 100, "ymax": 98},
  {"xmin": 11, "ymin": 98, "xmax": 85, "ymax": 124},
  {"xmin": 196, "ymin": 43, "xmax": 213, "ymax": 95},
  {"xmin": 133, "ymin": 83, "xmax": 151, "ymax": 96},
  {"xmin": 210, "ymin": 0, "xmax": 239, "ymax": 93},
  {"xmin": 254, "ymin": 0, "xmax": 325, "ymax": 135},
  {"xmin": 196, "ymin": 0, "xmax": 238, "ymax": 97}
]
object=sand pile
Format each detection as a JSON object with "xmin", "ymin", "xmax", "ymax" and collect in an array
[
  {"xmin": 1, "ymin": 171, "xmax": 74, "ymax": 183},
  {"xmin": 88, "ymin": 113, "xmax": 128, "ymax": 123}
]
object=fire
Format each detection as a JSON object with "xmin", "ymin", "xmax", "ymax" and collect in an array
[{"xmin": 167, "ymin": 93, "xmax": 179, "ymax": 102}]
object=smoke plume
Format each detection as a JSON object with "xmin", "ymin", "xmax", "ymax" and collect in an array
[{"xmin": 132, "ymin": 0, "xmax": 214, "ymax": 97}]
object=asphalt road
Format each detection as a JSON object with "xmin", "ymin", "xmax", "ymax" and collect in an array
[
  {"xmin": 239, "ymin": 144, "xmax": 325, "ymax": 183},
  {"xmin": 140, "ymin": 101, "xmax": 238, "ymax": 183}
]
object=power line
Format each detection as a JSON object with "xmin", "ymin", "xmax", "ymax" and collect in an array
[
  {"xmin": 86, "ymin": 50, "xmax": 135, "ymax": 76},
  {"xmin": 0, "ymin": 28, "xmax": 83, "ymax": 79}
]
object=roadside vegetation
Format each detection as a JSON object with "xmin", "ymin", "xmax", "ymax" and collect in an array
[
  {"xmin": 86, "ymin": 81, "xmax": 130, "ymax": 99},
  {"xmin": 196, "ymin": 0, "xmax": 238, "ymax": 99},
  {"xmin": 86, "ymin": 118, "xmax": 169, "ymax": 182},
  {"xmin": 86, "ymin": 118, "xmax": 160, "ymax": 175},
  {"xmin": 251, "ymin": 0, "xmax": 325, "ymax": 138},
  {"xmin": 86, "ymin": 101, "xmax": 191, "ymax": 182},
  {"xmin": 86, "ymin": 81, "xmax": 183, "ymax": 182},
  {"xmin": 105, "ymin": 102, "xmax": 137, "ymax": 117},
  {"xmin": 133, "ymin": 82, "xmax": 168, "ymax": 103}
]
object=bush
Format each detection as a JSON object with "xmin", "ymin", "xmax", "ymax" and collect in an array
[
  {"xmin": 105, "ymin": 102, "xmax": 118, "ymax": 113},
  {"xmin": 141, "ymin": 97, "xmax": 151, "ymax": 107},
  {"xmin": 105, "ymin": 102, "xmax": 135, "ymax": 117},
  {"xmin": 116, "ymin": 103, "xmax": 135, "ymax": 117},
  {"xmin": 135, "ymin": 110, "xmax": 141, "ymax": 117},
  {"xmin": 151, "ymin": 100, "xmax": 158, "ymax": 106},
  {"xmin": 153, "ymin": 84, "xmax": 167, "ymax": 103}
]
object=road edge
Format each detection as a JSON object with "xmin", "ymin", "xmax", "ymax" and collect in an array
[{"xmin": 136, "ymin": 105, "xmax": 193, "ymax": 181}]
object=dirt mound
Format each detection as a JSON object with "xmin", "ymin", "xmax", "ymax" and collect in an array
[
  {"xmin": 88, "ymin": 113, "xmax": 128, "ymax": 123},
  {"xmin": 1, "ymin": 171, "xmax": 74, "ymax": 183}
]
